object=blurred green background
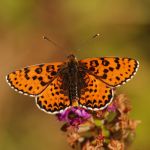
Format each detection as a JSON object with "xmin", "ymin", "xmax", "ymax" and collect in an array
[{"xmin": 1, "ymin": 0, "xmax": 150, "ymax": 149}]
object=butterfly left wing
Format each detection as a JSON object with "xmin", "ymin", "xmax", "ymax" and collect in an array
[
  {"xmin": 79, "ymin": 57, "xmax": 139, "ymax": 87},
  {"xmin": 6, "ymin": 62, "xmax": 62, "ymax": 96},
  {"xmin": 36, "ymin": 76, "xmax": 70, "ymax": 114},
  {"xmin": 79, "ymin": 74, "xmax": 113, "ymax": 110}
]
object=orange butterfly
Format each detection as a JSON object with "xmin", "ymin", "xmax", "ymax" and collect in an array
[{"xmin": 6, "ymin": 55, "xmax": 139, "ymax": 114}]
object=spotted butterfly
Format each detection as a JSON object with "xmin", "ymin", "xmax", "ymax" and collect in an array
[{"xmin": 6, "ymin": 54, "xmax": 139, "ymax": 114}]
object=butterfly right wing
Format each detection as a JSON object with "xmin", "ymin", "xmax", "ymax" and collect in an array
[
  {"xmin": 6, "ymin": 62, "xmax": 63, "ymax": 96},
  {"xmin": 79, "ymin": 73, "xmax": 113, "ymax": 110}
]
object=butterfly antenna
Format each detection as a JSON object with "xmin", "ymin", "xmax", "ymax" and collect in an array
[
  {"xmin": 92, "ymin": 33, "xmax": 101, "ymax": 39},
  {"xmin": 75, "ymin": 33, "xmax": 102, "ymax": 51},
  {"xmin": 43, "ymin": 36, "xmax": 65, "ymax": 50}
]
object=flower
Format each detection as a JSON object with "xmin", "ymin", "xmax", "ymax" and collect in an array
[
  {"xmin": 58, "ymin": 94, "xmax": 140, "ymax": 150},
  {"xmin": 107, "ymin": 103, "xmax": 117, "ymax": 112},
  {"xmin": 57, "ymin": 107, "xmax": 91, "ymax": 126},
  {"xmin": 108, "ymin": 139, "xmax": 125, "ymax": 150},
  {"xmin": 67, "ymin": 129, "xmax": 80, "ymax": 148},
  {"xmin": 115, "ymin": 94, "xmax": 131, "ymax": 114}
]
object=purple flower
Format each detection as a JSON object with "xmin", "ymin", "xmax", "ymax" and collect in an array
[
  {"xmin": 57, "ymin": 107, "xmax": 91, "ymax": 126},
  {"xmin": 107, "ymin": 103, "xmax": 117, "ymax": 112}
]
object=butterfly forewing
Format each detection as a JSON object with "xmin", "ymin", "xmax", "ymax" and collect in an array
[
  {"xmin": 79, "ymin": 57, "xmax": 139, "ymax": 87},
  {"xmin": 6, "ymin": 62, "xmax": 62, "ymax": 96},
  {"xmin": 79, "ymin": 74, "xmax": 113, "ymax": 110}
]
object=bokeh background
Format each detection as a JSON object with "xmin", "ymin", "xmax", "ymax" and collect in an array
[{"xmin": 1, "ymin": 0, "xmax": 150, "ymax": 149}]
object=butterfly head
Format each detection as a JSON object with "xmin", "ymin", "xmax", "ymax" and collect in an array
[{"xmin": 67, "ymin": 54, "xmax": 77, "ymax": 62}]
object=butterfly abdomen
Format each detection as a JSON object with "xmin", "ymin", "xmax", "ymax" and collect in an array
[{"xmin": 67, "ymin": 61, "xmax": 79, "ymax": 102}]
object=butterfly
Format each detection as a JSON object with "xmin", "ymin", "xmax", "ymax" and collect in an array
[{"xmin": 6, "ymin": 54, "xmax": 139, "ymax": 114}]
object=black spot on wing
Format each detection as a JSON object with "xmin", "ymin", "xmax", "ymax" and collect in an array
[
  {"xmin": 100, "ymin": 58, "xmax": 110, "ymax": 66},
  {"xmin": 101, "ymin": 74, "xmax": 107, "ymax": 79},
  {"xmin": 113, "ymin": 58, "xmax": 121, "ymax": 70},
  {"xmin": 32, "ymin": 76, "xmax": 37, "ymax": 80},
  {"xmin": 38, "ymin": 76, "xmax": 43, "ymax": 81},
  {"xmin": 114, "ymin": 57, "xmax": 119, "ymax": 63},
  {"xmin": 109, "ymin": 67, "xmax": 114, "ymax": 71},
  {"xmin": 90, "ymin": 60, "xmax": 99, "ymax": 67},
  {"xmin": 28, "ymin": 86, "xmax": 33, "ymax": 91},
  {"xmin": 86, "ymin": 100, "xmax": 92, "ymax": 107},
  {"xmin": 25, "ymin": 74, "xmax": 30, "ymax": 80},
  {"xmin": 89, "ymin": 67, "xmax": 95, "ymax": 71},
  {"xmin": 35, "ymin": 67, "xmax": 42, "ymax": 74},
  {"xmin": 24, "ymin": 68, "xmax": 30, "ymax": 80},
  {"xmin": 48, "ymin": 104, "xmax": 52, "ymax": 108},
  {"xmin": 40, "ymin": 81, "xmax": 47, "ymax": 86},
  {"xmin": 116, "ymin": 76, "xmax": 120, "ymax": 81},
  {"xmin": 94, "ymin": 89, "xmax": 97, "ymax": 92},
  {"xmin": 103, "ymin": 69, "xmax": 109, "ymax": 73},
  {"xmin": 51, "ymin": 71, "xmax": 57, "ymax": 76},
  {"xmin": 46, "ymin": 65, "xmax": 54, "ymax": 72},
  {"xmin": 108, "ymin": 94, "xmax": 112, "ymax": 100},
  {"xmin": 116, "ymin": 64, "xmax": 121, "ymax": 69},
  {"xmin": 58, "ymin": 102, "xmax": 63, "ymax": 107},
  {"xmin": 44, "ymin": 100, "xmax": 47, "ymax": 104},
  {"xmin": 102, "ymin": 95, "xmax": 105, "ymax": 99},
  {"xmin": 56, "ymin": 92, "xmax": 59, "ymax": 95},
  {"xmin": 89, "ymin": 89, "xmax": 93, "ymax": 93},
  {"xmin": 24, "ymin": 68, "xmax": 30, "ymax": 74}
]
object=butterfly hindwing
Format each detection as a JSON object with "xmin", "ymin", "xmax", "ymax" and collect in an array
[
  {"xmin": 79, "ymin": 74, "xmax": 113, "ymax": 110},
  {"xmin": 79, "ymin": 57, "xmax": 139, "ymax": 87},
  {"xmin": 36, "ymin": 76, "xmax": 70, "ymax": 114},
  {"xmin": 6, "ymin": 62, "xmax": 62, "ymax": 96}
]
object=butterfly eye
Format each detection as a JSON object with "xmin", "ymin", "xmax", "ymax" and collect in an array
[{"xmin": 67, "ymin": 54, "xmax": 76, "ymax": 61}]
